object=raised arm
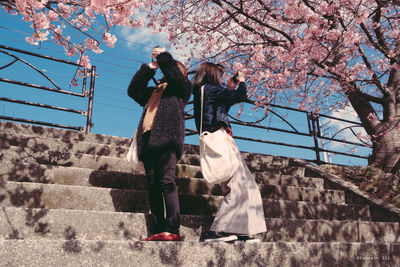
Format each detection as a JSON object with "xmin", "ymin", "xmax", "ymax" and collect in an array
[
  {"xmin": 213, "ymin": 82, "xmax": 248, "ymax": 106},
  {"xmin": 127, "ymin": 64, "xmax": 156, "ymax": 107},
  {"xmin": 156, "ymin": 52, "xmax": 192, "ymax": 103}
]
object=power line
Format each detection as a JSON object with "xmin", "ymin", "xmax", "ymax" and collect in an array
[
  {"xmin": 95, "ymin": 100, "xmax": 139, "ymax": 113},
  {"xmin": 0, "ymin": 14, "xmax": 191, "ymax": 59},
  {"xmin": 0, "ymin": 34, "xmax": 142, "ymax": 77},
  {"xmin": 0, "ymin": 26, "xmax": 149, "ymax": 66},
  {"xmin": 0, "ymin": 23, "xmax": 197, "ymax": 80},
  {"xmin": 94, "ymin": 93, "xmax": 135, "ymax": 106}
]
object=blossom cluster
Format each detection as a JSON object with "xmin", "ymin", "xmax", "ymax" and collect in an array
[
  {"xmin": 145, "ymin": 0, "xmax": 399, "ymax": 116},
  {"xmin": 2, "ymin": 0, "xmax": 146, "ymax": 68},
  {"xmin": 2, "ymin": 0, "xmax": 400, "ymax": 120}
]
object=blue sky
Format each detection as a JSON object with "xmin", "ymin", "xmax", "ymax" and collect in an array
[{"xmin": 0, "ymin": 9, "xmax": 371, "ymax": 166}]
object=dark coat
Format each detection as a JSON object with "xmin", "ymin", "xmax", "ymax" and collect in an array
[
  {"xmin": 127, "ymin": 52, "xmax": 192, "ymax": 160},
  {"xmin": 193, "ymin": 82, "xmax": 247, "ymax": 133}
]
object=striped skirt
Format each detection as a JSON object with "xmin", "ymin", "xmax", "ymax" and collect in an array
[{"xmin": 209, "ymin": 142, "xmax": 267, "ymax": 235}]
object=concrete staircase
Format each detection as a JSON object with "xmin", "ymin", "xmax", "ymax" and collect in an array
[{"xmin": 0, "ymin": 121, "xmax": 399, "ymax": 266}]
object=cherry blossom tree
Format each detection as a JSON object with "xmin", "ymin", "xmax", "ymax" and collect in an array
[
  {"xmin": 2, "ymin": 0, "xmax": 400, "ymax": 172},
  {"xmin": 145, "ymin": 0, "xmax": 400, "ymax": 173}
]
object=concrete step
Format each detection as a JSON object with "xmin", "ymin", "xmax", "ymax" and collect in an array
[
  {"xmin": 1, "ymin": 145, "xmax": 304, "ymax": 174},
  {"xmin": 0, "ymin": 181, "xmax": 371, "ymax": 220},
  {"xmin": 0, "ymin": 161, "xmax": 340, "ymax": 204},
  {"xmin": 0, "ymin": 239, "xmax": 398, "ymax": 267},
  {"xmin": 0, "ymin": 121, "xmax": 297, "ymax": 171},
  {"xmin": 0, "ymin": 145, "xmax": 144, "ymax": 173},
  {"xmin": 178, "ymin": 147, "xmax": 293, "ymax": 170},
  {"xmin": 253, "ymin": 172, "xmax": 324, "ymax": 189},
  {"xmin": 1, "ymin": 207, "xmax": 398, "ymax": 243},
  {"xmin": 0, "ymin": 160, "xmax": 201, "ymax": 186},
  {"xmin": 2, "ymin": 158, "xmax": 322, "ymax": 191},
  {"xmin": 0, "ymin": 121, "xmax": 132, "ymax": 147},
  {"xmin": 0, "ymin": 132, "xmax": 129, "ymax": 158}
]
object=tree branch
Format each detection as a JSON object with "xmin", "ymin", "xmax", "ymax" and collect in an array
[
  {"xmin": 372, "ymin": 7, "xmax": 390, "ymax": 54},
  {"xmin": 212, "ymin": 0, "xmax": 293, "ymax": 45},
  {"xmin": 357, "ymin": 45, "xmax": 389, "ymax": 95}
]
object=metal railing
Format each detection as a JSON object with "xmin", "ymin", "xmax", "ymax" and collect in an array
[
  {"xmin": 0, "ymin": 44, "xmax": 371, "ymax": 165},
  {"xmin": 184, "ymin": 99, "xmax": 371, "ymax": 166},
  {"xmin": 0, "ymin": 44, "xmax": 96, "ymax": 133}
]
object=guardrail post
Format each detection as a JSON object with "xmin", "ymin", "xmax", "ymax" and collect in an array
[
  {"xmin": 308, "ymin": 112, "xmax": 322, "ymax": 165},
  {"xmin": 85, "ymin": 66, "xmax": 96, "ymax": 133}
]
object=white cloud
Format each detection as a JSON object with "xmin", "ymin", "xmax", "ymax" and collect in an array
[
  {"xmin": 321, "ymin": 105, "xmax": 369, "ymax": 149},
  {"xmin": 119, "ymin": 26, "xmax": 192, "ymax": 63}
]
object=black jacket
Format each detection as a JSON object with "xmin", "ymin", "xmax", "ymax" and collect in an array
[
  {"xmin": 193, "ymin": 82, "xmax": 247, "ymax": 133},
  {"xmin": 127, "ymin": 52, "xmax": 192, "ymax": 160}
]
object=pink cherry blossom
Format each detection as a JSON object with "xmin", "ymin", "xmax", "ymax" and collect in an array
[
  {"xmin": 33, "ymin": 30, "xmax": 49, "ymax": 42},
  {"xmin": 25, "ymin": 36, "xmax": 39, "ymax": 45},
  {"xmin": 32, "ymin": 12, "xmax": 49, "ymax": 30},
  {"xmin": 78, "ymin": 54, "xmax": 91, "ymax": 69},
  {"xmin": 102, "ymin": 32, "xmax": 117, "ymax": 48},
  {"xmin": 85, "ymin": 38, "xmax": 103, "ymax": 54},
  {"xmin": 57, "ymin": 3, "xmax": 73, "ymax": 18},
  {"xmin": 47, "ymin": 10, "xmax": 59, "ymax": 21},
  {"xmin": 26, "ymin": 0, "xmax": 45, "ymax": 10}
]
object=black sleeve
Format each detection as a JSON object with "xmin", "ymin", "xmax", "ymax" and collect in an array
[
  {"xmin": 127, "ymin": 64, "xmax": 156, "ymax": 107},
  {"xmin": 157, "ymin": 52, "xmax": 192, "ymax": 103}
]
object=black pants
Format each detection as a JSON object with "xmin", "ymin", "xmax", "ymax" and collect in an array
[{"xmin": 141, "ymin": 131, "xmax": 180, "ymax": 234}]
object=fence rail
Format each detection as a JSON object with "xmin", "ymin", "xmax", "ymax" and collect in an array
[
  {"xmin": 0, "ymin": 44, "xmax": 96, "ymax": 133},
  {"xmin": 0, "ymin": 45, "xmax": 371, "ymax": 165},
  {"xmin": 184, "ymin": 99, "xmax": 371, "ymax": 166}
]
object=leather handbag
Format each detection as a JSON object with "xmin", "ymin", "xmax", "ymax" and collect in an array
[
  {"xmin": 199, "ymin": 85, "xmax": 240, "ymax": 184},
  {"xmin": 126, "ymin": 130, "xmax": 145, "ymax": 174}
]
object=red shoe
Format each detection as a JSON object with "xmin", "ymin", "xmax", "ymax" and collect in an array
[{"xmin": 141, "ymin": 232, "xmax": 181, "ymax": 241}]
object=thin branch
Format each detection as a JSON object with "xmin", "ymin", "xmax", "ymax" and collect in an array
[
  {"xmin": 219, "ymin": 0, "xmax": 294, "ymax": 44},
  {"xmin": 372, "ymin": 7, "xmax": 390, "ymax": 54},
  {"xmin": 357, "ymin": 45, "xmax": 389, "ymax": 95}
]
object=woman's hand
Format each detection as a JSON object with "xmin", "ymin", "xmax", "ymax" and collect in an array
[
  {"xmin": 149, "ymin": 61, "xmax": 159, "ymax": 69},
  {"xmin": 227, "ymin": 77, "xmax": 236, "ymax": 90},
  {"xmin": 227, "ymin": 71, "xmax": 246, "ymax": 89},
  {"xmin": 149, "ymin": 47, "xmax": 166, "ymax": 69},
  {"xmin": 152, "ymin": 47, "xmax": 166, "ymax": 60},
  {"xmin": 236, "ymin": 71, "xmax": 245, "ymax": 82}
]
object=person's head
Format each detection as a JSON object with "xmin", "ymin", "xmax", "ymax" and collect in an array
[
  {"xmin": 192, "ymin": 62, "xmax": 224, "ymax": 89},
  {"xmin": 159, "ymin": 60, "xmax": 187, "ymax": 84}
]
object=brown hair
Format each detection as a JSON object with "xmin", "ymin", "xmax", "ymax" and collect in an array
[
  {"xmin": 191, "ymin": 62, "xmax": 224, "ymax": 90},
  {"xmin": 176, "ymin": 61, "xmax": 188, "ymax": 78}
]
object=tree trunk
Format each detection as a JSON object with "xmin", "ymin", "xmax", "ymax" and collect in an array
[{"xmin": 369, "ymin": 126, "xmax": 400, "ymax": 173}]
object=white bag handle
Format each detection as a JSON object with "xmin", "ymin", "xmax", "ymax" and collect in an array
[{"xmin": 200, "ymin": 85, "xmax": 204, "ymax": 134}]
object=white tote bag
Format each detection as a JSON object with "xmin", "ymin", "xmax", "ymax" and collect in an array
[
  {"xmin": 126, "ymin": 130, "xmax": 145, "ymax": 174},
  {"xmin": 199, "ymin": 86, "xmax": 240, "ymax": 184}
]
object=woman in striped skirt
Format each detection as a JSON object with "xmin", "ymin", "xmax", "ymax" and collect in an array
[{"xmin": 192, "ymin": 62, "xmax": 267, "ymax": 242}]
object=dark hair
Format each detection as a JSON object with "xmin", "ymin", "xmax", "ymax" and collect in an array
[
  {"xmin": 159, "ymin": 60, "xmax": 188, "ymax": 83},
  {"xmin": 192, "ymin": 62, "xmax": 224, "ymax": 90}
]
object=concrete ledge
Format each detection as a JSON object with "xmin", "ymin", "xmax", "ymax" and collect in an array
[
  {"xmin": 292, "ymin": 158, "xmax": 400, "ymax": 222},
  {"xmin": 254, "ymin": 172, "xmax": 324, "ymax": 189},
  {"xmin": 1, "ymin": 143, "xmax": 303, "ymax": 174},
  {"xmin": 1, "ymin": 206, "xmax": 399, "ymax": 243},
  {"xmin": 0, "ymin": 239, "xmax": 398, "ymax": 267},
  {"xmin": 0, "ymin": 181, "xmax": 370, "ymax": 220},
  {"xmin": 0, "ymin": 121, "xmax": 132, "ymax": 146},
  {"xmin": 0, "ymin": 161, "xmax": 344, "ymax": 204},
  {"xmin": 0, "ymin": 132, "xmax": 129, "ymax": 158}
]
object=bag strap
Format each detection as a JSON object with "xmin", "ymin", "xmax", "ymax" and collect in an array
[{"xmin": 200, "ymin": 85, "xmax": 204, "ymax": 134}]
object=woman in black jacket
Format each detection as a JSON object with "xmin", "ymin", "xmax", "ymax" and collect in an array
[
  {"xmin": 128, "ymin": 47, "xmax": 191, "ymax": 241},
  {"xmin": 192, "ymin": 62, "xmax": 267, "ymax": 242}
]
